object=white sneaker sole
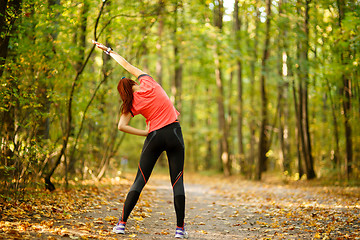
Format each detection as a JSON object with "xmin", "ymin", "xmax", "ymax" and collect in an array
[
  {"xmin": 175, "ymin": 232, "xmax": 189, "ymax": 239},
  {"xmin": 113, "ymin": 228, "xmax": 125, "ymax": 234}
]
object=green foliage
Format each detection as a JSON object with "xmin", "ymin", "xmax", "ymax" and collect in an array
[{"xmin": 1, "ymin": 0, "xmax": 360, "ymax": 194}]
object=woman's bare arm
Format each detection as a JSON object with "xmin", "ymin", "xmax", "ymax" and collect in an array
[
  {"xmin": 109, "ymin": 52, "xmax": 145, "ymax": 78},
  {"xmin": 92, "ymin": 40, "xmax": 146, "ymax": 78},
  {"xmin": 118, "ymin": 112, "xmax": 149, "ymax": 137}
]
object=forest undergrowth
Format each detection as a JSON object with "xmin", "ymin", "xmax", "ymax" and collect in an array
[{"xmin": 0, "ymin": 172, "xmax": 359, "ymax": 239}]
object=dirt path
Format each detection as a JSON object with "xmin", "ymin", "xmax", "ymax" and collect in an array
[
  {"xmin": 104, "ymin": 174, "xmax": 360, "ymax": 239},
  {"xmin": 1, "ymin": 173, "xmax": 359, "ymax": 239},
  {"xmin": 127, "ymin": 176, "xmax": 310, "ymax": 240}
]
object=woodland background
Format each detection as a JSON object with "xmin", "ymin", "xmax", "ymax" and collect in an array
[{"xmin": 1, "ymin": 0, "xmax": 360, "ymax": 196}]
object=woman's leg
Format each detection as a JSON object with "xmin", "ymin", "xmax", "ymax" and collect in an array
[
  {"xmin": 165, "ymin": 125, "xmax": 186, "ymax": 228},
  {"xmin": 120, "ymin": 131, "xmax": 163, "ymax": 223}
]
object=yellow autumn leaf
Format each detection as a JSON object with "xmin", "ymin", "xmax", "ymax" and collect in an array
[
  {"xmin": 133, "ymin": 216, "xmax": 144, "ymax": 221},
  {"xmin": 161, "ymin": 230, "xmax": 169, "ymax": 235},
  {"xmin": 314, "ymin": 232, "xmax": 321, "ymax": 239},
  {"xmin": 104, "ymin": 216, "xmax": 117, "ymax": 222}
]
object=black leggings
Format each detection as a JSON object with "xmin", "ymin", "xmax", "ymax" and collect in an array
[{"xmin": 120, "ymin": 122, "xmax": 185, "ymax": 227}]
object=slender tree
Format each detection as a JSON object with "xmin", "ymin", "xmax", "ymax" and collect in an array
[
  {"xmin": 213, "ymin": 0, "xmax": 231, "ymax": 176},
  {"xmin": 173, "ymin": 0, "xmax": 183, "ymax": 115},
  {"xmin": 255, "ymin": 0, "xmax": 271, "ymax": 180},
  {"xmin": 276, "ymin": 0, "xmax": 291, "ymax": 173},
  {"xmin": 205, "ymin": 86, "xmax": 214, "ymax": 170},
  {"xmin": 233, "ymin": 0, "xmax": 245, "ymax": 174},
  {"xmin": 156, "ymin": 0, "xmax": 167, "ymax": 167},
  {"xmin": 246, "ymin": 1, "xmax": 260, "ymax": 179},
  {"xmin": 337, "ymin": 0, "xmax": 353, "ymax": 179},
  {"xmin": 296, "ymin": 0, "xmax": 316, "ymax": 179}
]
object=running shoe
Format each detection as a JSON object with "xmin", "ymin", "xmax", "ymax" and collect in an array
[
  {"xmin": 113, "ymin": 221, "xmax": 126, "ymax": 234},
  {"xmin": 175, "ymin": 226, "xmax": 189, "ymax": 239}
]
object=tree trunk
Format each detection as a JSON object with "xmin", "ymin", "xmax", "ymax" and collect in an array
[
  {"xmin": 337, "ymin": 0, "xmax": 353, "ymax": 180},
  {"xmin": 301, "ymin": 0, "xmax": 316, "ymax": 179},
  {"xmin": 277, "ymin": 50, "xmax": 290, "ymax": 174},
  {"xmin": 255, "ymin": 0, "xmax": 271, "ymax": 181},
  {"xmin": 156, "ymin": 2, "xmax": 167, "ymax": 167},
  {"xmin": 233, "ymin": 0, "xmax": 244, "ymax": 174},
  {"xmin": 276, "ymin": 0, "xmax": 291, "ymax": 174},
  {"xmin": 156, "ymin": 13, "xmax": 164, "ymax": 87},
  {"xmin": 325, "ymin": 78, "xmax": 340, "ymax": 169},
  {"xmin": 227, "ymin": 72, "xmax": 234, "ymax": 171},
  {"xmin": 292, "ymin": 75, "xmax": 305, "ymax": 178},
  {"xmin": 172, "ymin": 0, "xmax": 183, "ymax": 116},
  {"xmin": 213, "ymin": 0, "xmax": 230, "ymax": 176},
  {"xmin": 246, "ymin": 2, "xmax": 260, "ymax": 179},
  {"xmin": 294, "ymin": 0, "xmax": 316, "ymax": 180},
  {"xmin": 205, "ymin": 88, "xmax": 213, "ymax": 170},
  {"xmin": 215, "ymin": 51, "xmax": 230, "ymax": 176},
  {"xmin": 189, "ymin": 80, "xmax": 198, "ymax": 171},
  {"xmin": 342, "ymin": 74, "xmax": 352, "ymax": 179}
]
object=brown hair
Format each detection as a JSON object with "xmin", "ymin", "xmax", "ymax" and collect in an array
[{"xmin": 117, "ymin": 78, "xmax": 137, "ymax": 114}]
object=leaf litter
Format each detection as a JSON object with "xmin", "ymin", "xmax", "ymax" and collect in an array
[{"xmin": 1, "ymin": 173, "xmax": 359, "ymax": 239}]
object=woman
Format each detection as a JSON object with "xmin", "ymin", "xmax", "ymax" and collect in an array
[{"xmin": 92, "ymin": 40, "xmax": 188, "ymax": 239}]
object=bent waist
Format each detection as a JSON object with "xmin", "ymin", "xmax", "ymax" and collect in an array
[{"xmin": 149, "ymin": 120, "xmax": 180, "ymax": 134}]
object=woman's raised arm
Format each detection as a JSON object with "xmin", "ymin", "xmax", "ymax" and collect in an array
[{"xmin": 92, "ymin": 40, "xmax": 146, "ymax": 78}]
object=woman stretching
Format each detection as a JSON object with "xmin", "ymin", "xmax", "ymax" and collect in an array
[{"xmin": 93, "ymin": 40, "xmax": 188, "ymax": 239}]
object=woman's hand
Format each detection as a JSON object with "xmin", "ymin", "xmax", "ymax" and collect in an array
[{"xmin": 92, "ymin": 40, "xmax": 107, "ymax": 51}]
